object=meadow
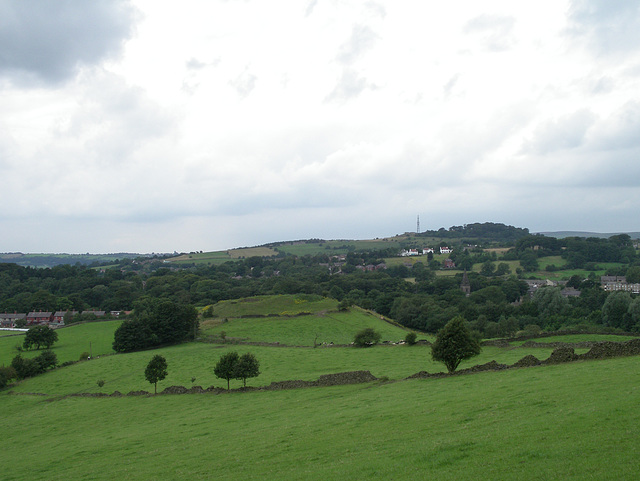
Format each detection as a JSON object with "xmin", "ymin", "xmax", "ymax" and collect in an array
[
  {"xmin": 2, "ymin": 300, "xmax": 640, "ymax": 480},
  {"xmin": 0, "ymin": 320, "xmax": 121, "ymax": 366},
  {"xmin": 3, "ymin": 356, "xmax": 638, "ymax": 480},
  {"xmin": 200, "ymin": 295, "xmax": 408, "ymax": 346}
]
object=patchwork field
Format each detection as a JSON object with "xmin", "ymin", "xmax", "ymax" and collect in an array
[{"xmin": 2, "ymin": 299, "xmax": 640, "ymax": 480}]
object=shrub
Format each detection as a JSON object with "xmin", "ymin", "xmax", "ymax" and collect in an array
[
  {"xmin": 353, "ymin": 328, "xmax": 381, "ymax": 347},
  {"xmin": 405, "ymin": 332, "xmax": 417, "ymax": 345},
  {"xmin": 0, "ymin": 366, "xmax": 17, "ymax": 389},
  {"xmin": 11, "ymin": 355, "xmax": 41, "ymax": 379},
  {"xmin": 35, "ymin": 350, "xmax": 57, "ymax": 371},
  {"xmin": 97, "ymin": 380, "xmax": 105, "ymax": 388},
  {"xmin": 79, "ymin": 352, "xmax": 90, "ymax": 361}
]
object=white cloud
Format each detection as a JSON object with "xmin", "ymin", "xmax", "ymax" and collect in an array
[{"xmin": 1, "ymin": 0, "xmax": 640, "ymax": 253}]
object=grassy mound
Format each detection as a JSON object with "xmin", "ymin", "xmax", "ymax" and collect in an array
[{"xmin": 201, "ymin": 295, "xmax": 412, "ymax": 346}]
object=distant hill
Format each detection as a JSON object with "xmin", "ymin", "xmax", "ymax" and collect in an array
[
  {"xmin": 536, "ymin": 231, "xmax": 640, "ymax": 239},
  {"xmin": 0, "ymin": 252, "xmax": 151, "ymax": 268}
]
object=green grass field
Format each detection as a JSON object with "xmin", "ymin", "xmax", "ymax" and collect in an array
[
  {"xmin": 0, "ymin": 320, "xmax": 121, "ymax": 366},
  {"xmin": 2, "ymin": 356, "xmax": 638, "ymax": 480},
  {"xmin": 2, "ymin": 301, "xmax": 640, "ymax": 480},
  {"xmin": 508, "ymin": 333, "xmax": 639, "ymax": 346},
  {"xmin": 207, "ymin": 294, "xmax": 337, "ymax": 318}
]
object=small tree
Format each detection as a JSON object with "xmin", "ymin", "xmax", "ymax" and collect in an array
[
  {"xmin": 431, "ymin": 316, "xmax": 481, "ymax": 373},
  {"xmin": 23, "ymin": 325, "xmax": 58, "ymax": 350},
  {"xmin": 405, "ymin": 332, "xmax": 417, "ymax": 345},
  {"xmin": 353, "ymin": 328, "xmax": 381, "ymax": 347},
  {"xmin": 11, "ymin": 354, "xmax": 41, "ymax": 379},
  {"xmin": 0, "ymin": 366, "xmax": 17, "ymax": 389},
  {"xmin": 35, "ymin": 350, "xmax": 57, "ymax": 371},
  {"xmin": 145, "ymin": 355, "xmax": 168, "ymax": 394},
  {"xmin": 214, "ymin": 351, "xmax": 239, "ymax": 390},
  {"xmin": 235, "ymin": 353, "xmax": 260, "ymax": 387}
]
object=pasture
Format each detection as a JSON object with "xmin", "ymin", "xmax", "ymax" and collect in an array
[
  {"xmin": 0, "ymin": 320, "xmax": 121, "ymax": 366},
  {"xmin": 201, "ymin": 295, "xmax": 408, "ymax": 346},
  {"xmin": 2, "ymin": 356, "xmax": 639, "ymax": 480},
  {"xmin": 2, "ymin": 302, "xmax": 640, "ymax": 480}
]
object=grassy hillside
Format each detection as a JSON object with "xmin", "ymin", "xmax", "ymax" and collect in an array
[
  {"xmin": 166, "ymin": 237, "xmax": 409, "ymax": 265},
  {"xmin": 0, "ymin": 320, "xmax": 121, "ymax": 366},
  {"xmin": 200, "ymin": 295, "xmax": 411, "ymax": 346},
  {"xmin": 207, "ymin": 294, "xmax": 336, "ymax": 318},
  {"xmin": 3, "ymin": 305, "xmax": 639, "ymax": 480},
  {"xmin": 2, "ymin": 356, "xmax": 638, "ymax": 480}
]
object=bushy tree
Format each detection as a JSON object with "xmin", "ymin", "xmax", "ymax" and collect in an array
[
  {"xmin": 353, "ymin": 328, "xmax": 381, "ymax": 347},
  {"xmin": 235, "ymin": 353, "xmax": 260, "ymax": 387},
  {"xmin": 405, "ymin": 331, "xmax": 417, "ymax": 345},
  {"xmin": 11, "ymin": 354, "xmax": 41, "ymax": 379},
  {"xmin": 23, "ymin": 325, "xmax": 58, "ymax": 350},
  {"xmin": 532, "ymin": 287, "xmax": 567, "ymax": 322},
  {"xmin": 35, "ymin": 350, "xmax": 57, "ymax": 371},
  {"xmin": 602, "ymin": 291, "xmax": 632, "ymax": 330},
  {"xmin": 113, "ymin": 300, "xmax": 198, "ymax": 352},
  {"xmin": 431, "ymin": 316, "xmax": 481, "ymax": 373},
  {"xmin": 145, "ymin": 355, "xmax": 168, "ymax": 394},
  {"xmin": 0, "ymin": 366, "xmax": 17, "ymax": 389},
  {"xmin": 214, "ymin": 351, "xmax": 240, "ymax": 390}
]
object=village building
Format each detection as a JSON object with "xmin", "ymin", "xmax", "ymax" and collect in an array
[
  {"xmin": 0, "ymin": 312, "xmax": 26, "ymax": 328},
  {"xmin": 26, "ymin": 311, "xmax": 54, "ymax": 325}
]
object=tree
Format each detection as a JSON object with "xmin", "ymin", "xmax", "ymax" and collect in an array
[
  {"xmin": 405, "ymin": 331, "xmax": 417, "ymax": 345},
  {"xmin": 431, "ymin": 316, "xmax": 481, "ymax": 373},
  {"xmin": 35, "ymin": 350, "xmax": 57, "ymax": 371},
  {"xmin": 214, "ymin": 351, "xmax": 240, "ymax": 390},
  {"xmin": 353, "ymin": 328, "xmax": 381, "ymax": 347},
  {"xmin": 0, "ymin": 366, "xmax": 17, "ymax": 389},
  {"xmin": 519, "ymin": 251, "xmax": 539, "ymax": 272},
  {"xmin": 113, "ymin": 300, "xmax": 198, "ymax": 352},
  {"xmin": 11, "ymin": 354, "xmax": 41, "ymax": 379},
  {"xmin": 602, "ymin": 291, "xmax": 632, "ymax": 330},
  {"xmin": 145, "ymin": 355, "xmax": 168, "ymax": 394},
  {"xmin": 235, "ymin": 353, "xmax": 260, "ymax": 387},
  {"xmin": 23, "ymin": 325, "xmax": 58, "ymax": 350}
]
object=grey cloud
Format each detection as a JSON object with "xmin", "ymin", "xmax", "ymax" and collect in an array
[
  {"xmin": 590, "ymin": 76, "xmax": 614, "ymax": 94},
  {"xmin": 523, "ymin": 109, "xmax": 596, "ymax": 154},
  {"xmin": 443, "ymin": 74, "xmax": 460, "ymax": 98},
  {"xmin": 186, "ymin": 58, "xmax": 206, "ymax": 70},
  {"xmin": 568, "ymin": 0, "xmax": 640, "ymax": 54},
  {"xmin": 593, "ymin": 101, "xmax": 640, "ymax": 151},
  {"xmin": 325, "ymin": 69, "xmax": 375, "ymax": 103},
  {"xmin": 464, "ymin": 15, "xmax": 516, "ymax": 51},
  {"xmin": 365, "ymin": 1, "xmax": 386, "ymax": 18},
  {"xmin": 0, "ymin": 0, "xmax": 137, "ymax": 86},
  {"xmin": 336, "ymin": 24, "xmax": 379, "ymax": 65},
  {"xmin": 229, "ymin": 69, "xmax": 257, "ymax": 98},
  {"xmin": 56, "ymin": 73, "xmax": 176, "ymax": 166},
  {"xmin": 305, "ymin": 0, "xmax": 318, "ymax": 17}
]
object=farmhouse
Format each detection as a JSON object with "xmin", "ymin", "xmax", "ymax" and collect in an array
[{"xmin": 439, "ymin": 247, "xmax": 453, "ymax": 254}]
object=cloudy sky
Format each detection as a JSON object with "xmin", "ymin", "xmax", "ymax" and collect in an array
[{"xmin": 1, "ymin": 0, "xmax": 640, "ymax": 254}]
